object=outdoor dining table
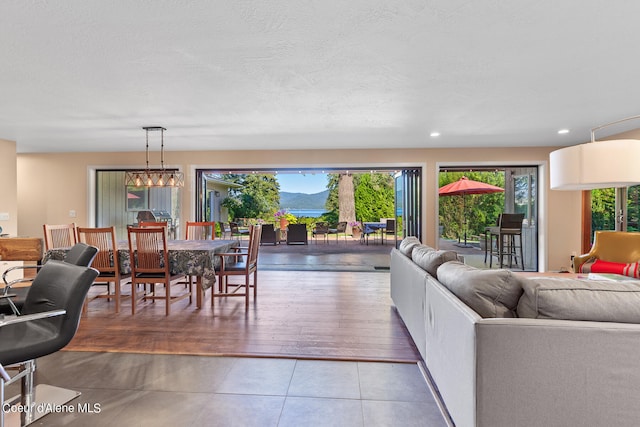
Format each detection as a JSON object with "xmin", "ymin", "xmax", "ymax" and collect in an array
[
  {"xmin": 362, "ymin": 222, "xmax": 386, "ymax": 245},
  {"xmin": 45, "ymin": 239, "xmax": 240, "ymax": 309}
]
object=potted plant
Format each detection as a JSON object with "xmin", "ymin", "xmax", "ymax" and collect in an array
[{"xmin": 274, "ymin": 209, "xmax": 290, "ymax": 230}]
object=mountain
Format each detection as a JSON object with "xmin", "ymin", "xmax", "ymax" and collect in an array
[{"xmin": 280, "ymin": 190, "xmax": 329, "ymax": 210}]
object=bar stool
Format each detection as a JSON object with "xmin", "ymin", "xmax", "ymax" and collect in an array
[{"xmin": 489, "ymin": 213, "xmax": 525, "ymax": 269}]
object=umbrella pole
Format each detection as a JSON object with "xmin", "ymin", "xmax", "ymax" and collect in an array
[{"xmin": 463, "ymin": 193, "xmax": 468, "ymax": 246}]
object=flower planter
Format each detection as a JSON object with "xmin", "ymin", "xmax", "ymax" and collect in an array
[{"xmin": 352, "ymin": 229, "xmax": 362, "ymax": 240}]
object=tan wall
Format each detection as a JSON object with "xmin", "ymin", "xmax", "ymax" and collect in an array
[
  {"xmin": 0, "ymin": 139, "xmax": 18, "ymax": 236},
  {"xmin": 16, "ymin": 146, "xmax": 582, "ymax": 271}
]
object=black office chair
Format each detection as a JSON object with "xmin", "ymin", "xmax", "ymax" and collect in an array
[
  {"xmin": 0, "ymin": 243, "xmax": 98, "ymax": 315},
  {"xmin": 0, "ymin": 260, "xmax": 99, "ymax": 426}
]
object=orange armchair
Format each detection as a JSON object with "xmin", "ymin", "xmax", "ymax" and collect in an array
[{"xmin": 573, "ymin": 231, "xmax": 640, "ymax": 273}]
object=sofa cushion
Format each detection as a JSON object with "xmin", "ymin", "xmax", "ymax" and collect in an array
[
  {"xmin": 398, "ymin": 236, "xmax": 423, "ymax": 257},
  {"xmin": 517, "ymin": 277, "xmax": 640, "ymax": 323},
  {"xmin": 579, "ymin": 258, "xmax": 640, "ymax": 278},
  {"xmin": 436, "ymin": 261, "xmax": 524, "ymax": 318},
  {"xmin": 412, "ymin": 246, "xmax": 458, "ymax": 276}
]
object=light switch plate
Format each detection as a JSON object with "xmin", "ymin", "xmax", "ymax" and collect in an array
[{"xmin": 0, "ymin": 212, "xmax": 9, "ymax": 221}]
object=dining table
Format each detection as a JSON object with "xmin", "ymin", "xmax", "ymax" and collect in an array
[{"xmin": 45, "ymin": 239, "xmax": 240, "ymax": 309}]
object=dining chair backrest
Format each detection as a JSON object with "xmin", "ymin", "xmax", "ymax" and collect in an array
[
  {"xmin": 314, "ymin": 222, "xmax": 329, "ymax": 234},
  {"xmin": 139, "ymin": 221, "xmax": 168, "ymax": 228},
  {"xmin": 499, "ymin": 213, "xmax": 524, "ymax": 231},
  {"xmin": 185, "ymin": 221, "xmax": 216, "ymax": 240},
  {"xmin": 385, "ymin": 218, "xmax": 396, "ymax": 233},
  {"xmin": 336, "ymin": 222, "xmax": 347, "ymax": 233},
  {"xmin": 77, "ymin": 226, "xmax": 119, "ymax": 274},
  {"xmin": 43, "ymin": 223, "xmax": 77, "ymax": 250},
  {"xmin": 247, "ymin": 225, "xmax": 262, "ymax": 270},
  {"xmin": 127, "ymin": 227, "xmax": 170, "ymax": 275}
]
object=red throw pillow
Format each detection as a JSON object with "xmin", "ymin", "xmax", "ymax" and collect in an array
[{"xmin": 580, "ymin": 259, "xmax": 640, "ymax": 278}]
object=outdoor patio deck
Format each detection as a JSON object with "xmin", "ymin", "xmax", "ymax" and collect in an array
[
  {"xmin": 257, "ymin": 235, "xmax": 396, "ymax": 272},
  {"xmin": 255, "ymin": 234, "xmax": 492, "ymax": 272}
]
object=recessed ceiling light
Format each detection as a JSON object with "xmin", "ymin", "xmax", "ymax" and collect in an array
[
  {"xmin": 430, "ymin": 132, "xmax": 440, "ymax": 137},
  {"xmin": 558, "ymin": 129, "xmax": 570, "ymax": 134}
]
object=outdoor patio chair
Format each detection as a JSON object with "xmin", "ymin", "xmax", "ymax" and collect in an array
[
  {"xmin": 260, "ymin": 224, "xmax": 278, "ymax": 245},
  {"xmin": 286, "ymin": 224, "xmax": 308, "ymax": 245},
  {"xmin": 229, "ymin": 222, "xmax": 250, "ymax": 241},
  {"xmin": 384, "ymin": 218, "xmax": 396, "ymax": 244},
  {"xmin": 328, "ymin": 221, "xmax": 348, "ymax": 243},
  {"xmin": 312, "ymin": 222, "xmax": 329, "ymax": 244},
  {"xmin": 218, "ymin": 222, "xmax": 231, "ymax": 239}
]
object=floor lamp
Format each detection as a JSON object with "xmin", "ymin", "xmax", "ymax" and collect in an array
[{"xmin": 550, "ymin": 115, "xmax": 640, "ymax": 232}]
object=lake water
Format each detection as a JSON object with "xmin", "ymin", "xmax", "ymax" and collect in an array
[{"xmin": 287, "ymin": 209, "xmax": 326, "ymax": 218}]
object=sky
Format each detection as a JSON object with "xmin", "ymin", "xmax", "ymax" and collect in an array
[{"xmin": 277, "ymin": 173, "xmax": 329, "ymax": 194}]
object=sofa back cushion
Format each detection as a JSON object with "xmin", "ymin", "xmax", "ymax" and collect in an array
[
  {"xmin": 436, "ymin": 261, "xmax": 525, "ymax": 318},
  {"xmin": 412, "ymin": 245, "xmax": 458, "ymax": 277},
  {"xmin": 518, "ymin": 277, "xmax": 640, "ymax": 323},
  {"xmin": 398, "ymin": 236, "xmax": 423, "ymax": 257}
]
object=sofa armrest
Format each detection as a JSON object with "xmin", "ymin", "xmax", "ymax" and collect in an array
[
  {"xmin": 390, "ymin": 249, "xmax": 429, "ymax": 360},
  {"xmin": 475, "ymin": 318, "xmax": 640, "ymax": 427},
  {"xmin": 424, "ymin": 275, "xmax": 482, "ymax": 427}
]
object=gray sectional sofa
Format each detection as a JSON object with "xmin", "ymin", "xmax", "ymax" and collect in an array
[{"xmin": 390, "ymin": 237, "xmax": 640, "ymax": 427}]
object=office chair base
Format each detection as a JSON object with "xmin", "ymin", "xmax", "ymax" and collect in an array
[{"xmin": 4, "ymin": 384, "xmax": 81, "ymax": 426}]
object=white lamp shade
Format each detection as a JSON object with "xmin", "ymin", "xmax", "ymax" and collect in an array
[{"xmin": 550, "ymin": 139, "xmax": 640, "ymax": 190}]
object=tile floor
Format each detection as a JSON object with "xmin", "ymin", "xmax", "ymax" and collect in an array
[{"xmin": 6, "ymin": 351, "xmax": 450, "ymax": 426}]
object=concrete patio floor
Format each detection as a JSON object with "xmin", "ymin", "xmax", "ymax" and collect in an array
[
  {"xmin": 257, "ymin": 235, "xmax": 396, "ymax": 272},
  {"xmin": 254, "ymin": 234, "xmax": 494, "ymax": 272}
]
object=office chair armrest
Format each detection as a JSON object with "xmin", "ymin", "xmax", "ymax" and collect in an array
[
  {"xmin": 2, "ymin": 265, "xmax": 42, "ymax": 285},
  {"xmin": 2, "ymin": 277, "xmax": 36, "ymax": 297},
  {"xmin": 0, "ymin": 309, "xmax": 66, "ymax": 327}
]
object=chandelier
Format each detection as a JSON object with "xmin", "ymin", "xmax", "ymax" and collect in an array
[{"xmin": 124, "ymin": 126, "xmax": 184, "ymax": 187}]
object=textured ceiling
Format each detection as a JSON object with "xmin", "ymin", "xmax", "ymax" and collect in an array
[{"xmin": 2, "ymin": 1, "xmax": 640, "ymax": 153}]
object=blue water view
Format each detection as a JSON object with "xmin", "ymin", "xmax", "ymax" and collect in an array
[{"xmin": 287, "ymin": 209, "xmax": 326, "ymax": 218}]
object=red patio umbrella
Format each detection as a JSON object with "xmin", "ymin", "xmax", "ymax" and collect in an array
[{"xmin": 439, "ymin": 176, "xmax": 504, "ymax": 247}]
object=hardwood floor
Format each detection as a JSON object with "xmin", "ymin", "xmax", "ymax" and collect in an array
[{"xmin": 68, "ymin": 270, "xmax": 421, "ymax": 363}]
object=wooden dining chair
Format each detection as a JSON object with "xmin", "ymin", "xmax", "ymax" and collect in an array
[
  {"xmin": 185, "ymin": 221, "xmax": 216, "ymax": 240},
  {"xmin": 77, "ymin": 226, "xmax": 130, "ymax": 313},
  {"xmin": 43, "ymin": 223, "xmax": 77, "ymax": 250},
  {"xmin": 213, "ymin": 224, "xmax": 262, "ymax": 307},
  {"xmin": 183, "ymin": 221, "xmax": 216, "ymax": 288},
  {"xmin": 127, "ymin": 227, "xmax": 191, "ymax": 315}
]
